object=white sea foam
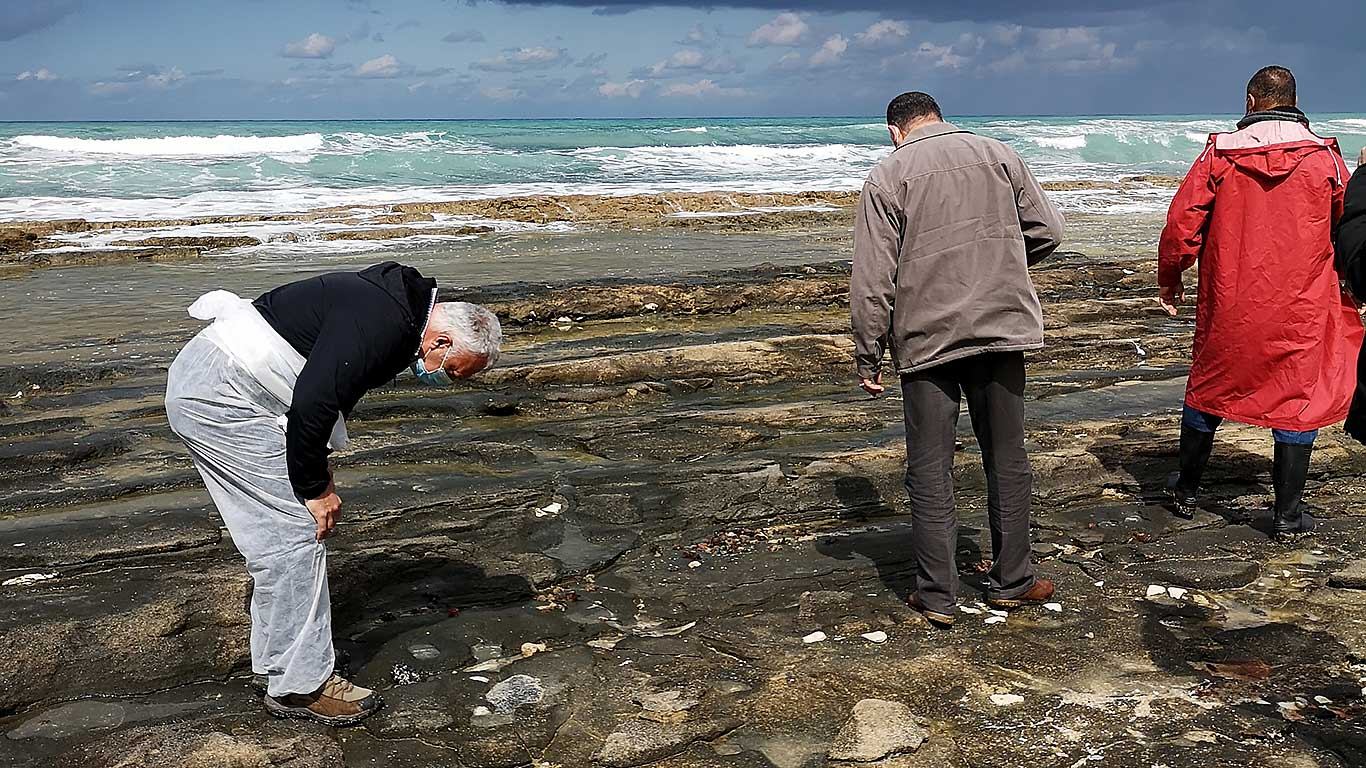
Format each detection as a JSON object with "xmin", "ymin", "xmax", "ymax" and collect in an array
[
  {"xmin": 669, "ymin": 126, "xmax": 709, "ymax": 133},
  {"xmin": 13, "ymin": 133, "xmax": 326, "ymax": 158},
  {"xmin": 1032, "ymin": 135, "xmax": 1088, "ymax": 150}
]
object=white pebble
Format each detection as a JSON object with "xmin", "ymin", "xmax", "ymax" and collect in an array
[
  {"xmin": 688, "ymin": 561, "xmax": 702, "ymax": 569},
  {"xmin": 959, "ymin": 606, "xmax": 983, "ymax": 615},
  {"xmin": 861, "ymin": 631, "xmax": 888, "ymax": 644},
  {"xmin": 1043, "ymin": 602, "xmax": 1063, "ymax": 612},
  {"xmin": 985, "ymin": 615, "xmax": 1007, "ymax": 625},
  {"xmin": 2, "ymin": 572, "xmax": 57, "ymax": 587},
  {"xmin": 802, "ymin": 631, "xmax": 827, "ymax": 644},
  {"xmin": 990, "ymin": 693, "xmax": 1024, "ymax": 707},
  {"xmin": 1166, "ymin": 587, "xmax": 1188, "ymax": 600},
  {"xmin": 1146, "ymin": 584, "xmax": 1166, "ymax": 598}
]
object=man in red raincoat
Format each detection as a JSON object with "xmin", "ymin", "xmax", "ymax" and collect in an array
[{"xmin": 1158, "ymin": 66, "xmax": 1361, "ymax": 539}]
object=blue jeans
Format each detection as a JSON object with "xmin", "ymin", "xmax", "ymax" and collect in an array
[{"xmin": 1182, "ymin": 405, "xmax": 1317, "ymax": 446}]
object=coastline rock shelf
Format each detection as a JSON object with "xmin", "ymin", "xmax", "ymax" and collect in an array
[
  {"xmin": 2, "ymin": 200, "xmax": 1364, "ymax": 767},
  {"xmin": 0, "ymin": 180, "xmax": 1181, "ymax": 278}
]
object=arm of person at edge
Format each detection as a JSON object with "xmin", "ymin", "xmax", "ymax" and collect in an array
[
  {"xmin": 288, "ymin": 313, "xmax": 391, "ymax": 541},
  {"xmin": 1334, "ymin": 148, "xmax": 1366, "ymax": 301},
  {"xmin": 1157, "ymin": 141, "xmax": 1218, "ymax": 317},
  {"xmin": 1008, "ymin": 149, "xmax": 1066, "ymax": 267},
  {"xmin": 850, "ymin": 179, "xmax": 903, "ymax": 397}
]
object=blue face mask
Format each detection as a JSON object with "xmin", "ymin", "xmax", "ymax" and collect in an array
[{"xmin": 411, "ymin": 344, "xmax": 453, "ymax": 386}]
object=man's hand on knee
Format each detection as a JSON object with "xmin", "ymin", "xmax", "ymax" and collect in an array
[{"xmin": 306, "ymin": 477, "xmax": 342, "ymax": 540}]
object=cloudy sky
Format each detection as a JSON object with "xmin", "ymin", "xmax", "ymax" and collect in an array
[{"xmin": 2, "ymin": 0, "xmax": 1363, "ymax": 120}]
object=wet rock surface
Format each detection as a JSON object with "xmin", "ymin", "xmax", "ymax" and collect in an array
[{"xmin": 2, "ymin": 226, "xmax": 1366, "ymax": 767}]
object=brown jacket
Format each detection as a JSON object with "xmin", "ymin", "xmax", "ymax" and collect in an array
[{"xmin": 851, "ymin": 121, "xmax": 1064, "ymax": 379}]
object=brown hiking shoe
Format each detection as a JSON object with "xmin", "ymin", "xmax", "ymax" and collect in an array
[
  {"xmin": 906, "ymin": 593, "xmax": 956, "ymax": 627},
  {"xmin": 264, "ymin": 674, "xmax": 383, "ymax": 726},
  {"xmin": 987, "ymin": 578, "xmax": 1056, "ymax": 610}
]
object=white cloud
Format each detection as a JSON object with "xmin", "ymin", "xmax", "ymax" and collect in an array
[
  {"xmin": 355, "ymin": 54, "xmax": 403, "ymax": 78},
  {"xmin": 480, "ymin": 85, "xmax": 525, "ymax": 101},
  {"xmin": 912, "ymin": 42, "xmax": 966, "ymax": 70},
  {"xmin": 772, "ymin": 52, "xmax": 804, "ymax": 72},
  {"xmin": 678, "ymin": 23, "xmax": 720, "ymax": 48},
  {"xmin": 989, "ymin": 24, "xmax": 1023, "ymax": 46},
  {"xmin": 283, "ymin": 32, "xmax": 336, "ymax": 59},
  {"xmin": 643, "ymin": 48, "xmax": 741, "ymax": 78},
  {"xmin": 747, "ymin": 13, "xmax": 808, "ymax": 47},
  {"xmin": 471, "ymin": 47, "xmax": 567, "ymax": 72},
  {"xmin": 15, "ymin": 67, "xmax": 58, "ymax": 82},
  {"xmin": 145, "ymin": 66, "xmax": 186, "ymax": 88},
  {"xmin": 989, "ymin": 27, "xmax": 1133, "ymax": 73},
  {"xmin": 599, "ymin": 79, "xmax": 648, "ymax": 98},
  {"xmin": 661, "ymin": 79, "xmax": 746, "ymax": 98},
  {"xmin": 443, "ymin": 30, "xmax": 485, "ymax": 44},
  {"xmin": 855, "ymin": 20, "xmax": 910, "ymax": 49},
  {"xmin": 809, "ymin": 35, "xmax": 848, "ymax": 67},
  {"xmin": 88, "ymin": 81, "xmax": 132, "ymax": 97}
]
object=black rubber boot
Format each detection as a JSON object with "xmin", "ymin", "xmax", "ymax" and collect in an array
[
  {"xmin": 1272, "ymin": 442, "xmax": 1316, "ymax": 540},
  {"xmin": 1166, "ymin": 425, "xmax": 1215, "ymax": 519}
]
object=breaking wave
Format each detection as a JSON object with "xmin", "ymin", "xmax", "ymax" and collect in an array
[
  {"xmin": 14, "ymin": 133, "xmax": 327, "ymax": 158},
  {"xmin": 1, "ymin": 114, "xmax": 1363, "ymax": 222}
]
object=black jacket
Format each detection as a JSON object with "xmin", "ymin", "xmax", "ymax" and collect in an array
[
  {"xmin": 1335, "ymin": 166, "xmax": 1366, "ymax": 441},
  {"xmin": 254, "ymin": 262, "xmax": 436, "ymax": 499}
]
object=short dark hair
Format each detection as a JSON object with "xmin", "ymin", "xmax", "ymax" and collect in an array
[
  {"xmin": 1247, "ymin": 66, "xmax": 1296, "ymax": 108},
  {"xmin": 886, "ymin": 91, "xmax": 942, "ymax": 128}
]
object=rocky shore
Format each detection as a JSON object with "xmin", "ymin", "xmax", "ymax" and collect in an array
[
  {"xmin": 4, "ymin": 196, "xmax": 1364, "ymax": 767},
  {"xmin": 0, "ymin": 179, "xmax": 1181, "ymax": 278}
]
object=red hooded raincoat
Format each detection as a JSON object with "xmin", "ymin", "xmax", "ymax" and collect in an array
[{"xmin": 1158, "ymin": 118, "xmax": 1362, "ymax": 432}]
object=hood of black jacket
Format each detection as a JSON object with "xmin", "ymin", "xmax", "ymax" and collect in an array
[{"xmin": 357, "ymin": 261, "xmax": 436, "ymax": 331}]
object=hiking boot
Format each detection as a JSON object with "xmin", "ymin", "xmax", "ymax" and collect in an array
[
  {"xmin": 1272, "ymin": 442, "xmax": 1316, "ymax": 541},
  {"xmin": 987, "ymin": 578, "xmax": 1056, "ymax": 610},
  {"xmin": 906, "ymin": 593, "xmax": 955, "ymax": 627},
  {"xmin": 1167, "ymin": 426, "xmax": 1215, "ymax": 519},
  {"xmin": 264, "ymin": 674, "xmax": 382, "ymax": 726}
]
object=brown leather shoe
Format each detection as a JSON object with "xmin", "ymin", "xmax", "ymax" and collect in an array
[
  {"xmin": 906, "ymin": 593, "xmax": 955, "ymax": 627},
  {"xmin": 987, "ymin": 578, "xmax": 1055, "ymax": 610},
  {"xmin": 264, "ymin": 674, "xmax": 383, "ymax": 726}
]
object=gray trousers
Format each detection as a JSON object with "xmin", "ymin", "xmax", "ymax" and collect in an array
[
  {"xmin": 901, "ymin": 351, "xmax": 1037, "ymax": 614},
  {"xmin": 165, "ymin": 334, "xmax": 334, "ymax": 697}
]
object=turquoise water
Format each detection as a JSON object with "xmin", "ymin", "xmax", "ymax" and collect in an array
[{"xmin": 2, "ymin": 115, "xmax": 1363, "ymax": 221}]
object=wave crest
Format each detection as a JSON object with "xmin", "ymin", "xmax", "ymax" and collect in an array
[{"xmin": 13, "ymin": 133, "xmax": 326, "ymax": 158}]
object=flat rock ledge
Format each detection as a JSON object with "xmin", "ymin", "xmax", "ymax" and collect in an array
[{"xmin": 828, "ymin": 699, "xmax": 929, "ymax": 763}]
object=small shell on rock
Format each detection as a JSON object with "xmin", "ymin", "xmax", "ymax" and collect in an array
[{"xmin": 408, "ymin": 643, "xmax": 441, "ymax": 661}]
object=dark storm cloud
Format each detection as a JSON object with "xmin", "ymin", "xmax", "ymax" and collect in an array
[
  {"xmin": 488, "ymin": 0, "xmax": 1161, "ymax": 24},
  {"xmin": 2, "ymin": 0, "xmax": 79, "ymax": 41},
  {"xmin": 486, "ymin": 0, "xmax": 1365, "ymax": 45}
]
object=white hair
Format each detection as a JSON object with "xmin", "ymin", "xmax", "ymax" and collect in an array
[{"xmin": 430, "ymin": 302, "xmax": 502, "ymax": 370}]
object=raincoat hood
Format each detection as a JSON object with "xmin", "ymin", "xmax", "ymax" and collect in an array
[
  {"xmin": 356, "ymin": 261, "xmax": 436, "ymax": 329},
  {"xmin": 1221, "ymin": 140, "xmax": 1331, "ymax": 183}
]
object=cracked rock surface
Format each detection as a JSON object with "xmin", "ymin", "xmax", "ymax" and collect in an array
[{"xmin": 2, "ymin": 212, "xmax": 1365, "ymax": 767}]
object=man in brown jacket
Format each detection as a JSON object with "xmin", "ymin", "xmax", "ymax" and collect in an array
[{"xmin": 851, "ymin": 91, "xmax": 1065, "ymax": 626}]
